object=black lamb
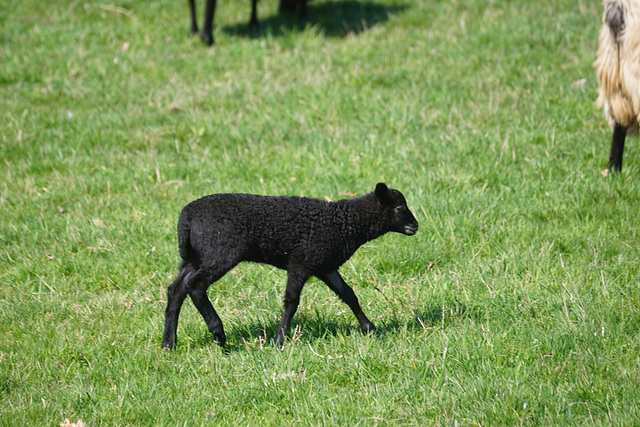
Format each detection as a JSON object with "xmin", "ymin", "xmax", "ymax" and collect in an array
[{"xmin": 161, "ymin": 182, "xmax": 418, "ymax": 348}]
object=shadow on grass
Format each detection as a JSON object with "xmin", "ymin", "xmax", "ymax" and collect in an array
[
  {"xmin": 376, "ymin": 303, "xmax": 477, "ymax": 337},
  {"xmin": 190, "ymin": 302, "xmax": 478, "ymax": 352},
  {"xmin": 222, "ymin": 0, "xmax": 409, "ymax": 40},
  {"xmin": 210, "ymin": 314, "xmax": 359, "ymax": 353}
]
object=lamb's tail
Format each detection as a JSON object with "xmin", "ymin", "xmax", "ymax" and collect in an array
[{"xmin": 177, "ymin": 209, "xmax": 194, "ymax": 261}]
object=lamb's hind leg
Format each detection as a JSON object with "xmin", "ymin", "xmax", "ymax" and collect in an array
[
  {"xmin": 317, "ymin": 270, "xmax": 376, "ymax": 335},
  {"xmin": 609, "ymin": 122, "xmax": 627, "ymax": 173},
  {"xmin": 162, "ymin": 263, "xmax": 195, "ymax": 349},
  {"xmin": 186, "ymin": 267, "xmax": 230, "ymax": 346}
]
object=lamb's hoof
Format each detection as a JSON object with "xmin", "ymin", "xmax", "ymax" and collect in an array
[
  {"xmin": 213, "ymin": 332, "xmax": 226, "ymax": 347},
  {"xmin": 274, "ymin": 335, "xmax": 285, "ymax": 348},
  {"xmin": 161, "ymin": 340, "xmax": 176, "ymax": 350},
  {"xmin": 362, "ymin": 323, "xmax": 377, "ymax": 336}
]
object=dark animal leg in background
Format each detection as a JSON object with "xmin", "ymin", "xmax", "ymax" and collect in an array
[
  {"xmin": 279, "ymin": 0, "xmax": 297, "ymax": 13},
  {"xmin": 609, "ymin": 122, "xmax": 627, "ymax": 173},
  {"xmin": 201, "ymin": 0, "xmax": 216, "ymax": 45},
  {"xmin": 188, "ymin": 286, "xmax": 226, "ymax": 346},
  {"xmin": 188, "ymin": 0, "xmax": 199, "ymax": 35},
  {"xmin": 279, "ymin": 0, "xmax": 308, "ymax": 20},
  {"xmin": 162, "ymin": 267, "xmax": 191, "ymax": 349},
  {"xmin": 318, "ymin": 270, "xmax": 376, "ymax": 335},
  {"xmin": 249, "ymin": 0, "xmax": 259, "ymax": 30},
  {"xmin": 276, "ymin": 269, "xmax": 310, "ymax": 346}
]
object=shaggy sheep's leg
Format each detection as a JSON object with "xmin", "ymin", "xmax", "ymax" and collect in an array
[
  {"xmin": 276, "ymin": 269, "xmax": 311, "ymax": 346},
  {"xmin": 188, "ymin": 0, "xmax": 199, "ymax": 36},
  {"xmin": 249, "ymin": 0, "xmax": 259, "ymax": 30},
  {"xmin": 318, "ymin": 270, "xmax": 376, "ymax": 335},
  {"xmin": 201, "ymin": 0, "xmax": 216, "ymax": 45},
  {"xmin": 609, "ymin": 123, "xmax": 627, "ymax": 173},
  {"xmin": 162, "ymin": 266, "xmax": 193, "ymax": 349}
]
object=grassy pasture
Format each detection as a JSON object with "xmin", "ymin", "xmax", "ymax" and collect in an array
[{"xmin": 2, "ymin": 0, "xmax": 640, "ymax": 424}]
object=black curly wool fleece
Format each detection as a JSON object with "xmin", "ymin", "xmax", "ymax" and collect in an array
[{"xmin": 162, "ymin": 183, "xmax": 418, "ymax": 348}]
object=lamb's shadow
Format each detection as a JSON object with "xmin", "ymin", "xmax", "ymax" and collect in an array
[
  {"xmin": 222, "ymin": 0, "xmax": 409, "ymax": 39},
  {"xmin": 193, "ymin": 302, "xmax": 477, "ymax": 352},
  {"xmin": 200, "ymin": 305, "xmax": 475, "ymax": 352},
  {"xmin": 214, "ymin": 313, "xmax": 362, "ymax": 353}
]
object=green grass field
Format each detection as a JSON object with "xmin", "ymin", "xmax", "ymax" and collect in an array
[{"xmin": 2, "ymin": 0, "xmax": 640, "ymax": 424}]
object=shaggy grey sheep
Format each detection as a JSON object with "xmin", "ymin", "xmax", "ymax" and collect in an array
[
  {"xmin": 595, "ymin": 0, "xmax": 640, "ymax": 172},
  {"xmin": 162, "ymin": 183, "xmax": 418, "ymax": 348}
]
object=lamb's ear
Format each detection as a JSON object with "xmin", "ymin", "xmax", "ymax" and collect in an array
[{"xmin": 375, "ymin": 182, "xmax": 391, "ymax": 206}]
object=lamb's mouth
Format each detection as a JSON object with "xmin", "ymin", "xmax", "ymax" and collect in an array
[{"xmin": 404, "ymin": 224, "xmax": 418, "ymax": 235}]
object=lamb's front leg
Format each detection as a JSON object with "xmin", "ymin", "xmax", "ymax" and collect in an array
[
  {"xmin": 276, "ymin": 269, "xmax": 311, "ymax": 346},
  {"xmin": 317, "ymin": 270, "xmax": 376, "ymax": 335}
]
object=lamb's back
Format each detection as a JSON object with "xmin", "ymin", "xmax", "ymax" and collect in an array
[{"xmin": 181, "ymin": 193, "xmax": 358, "ymax": 270}]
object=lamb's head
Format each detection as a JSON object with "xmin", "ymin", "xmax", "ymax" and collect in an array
[{"xmin": 375, "ymin": 182, "xmax": 419, "ymax": 236}]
